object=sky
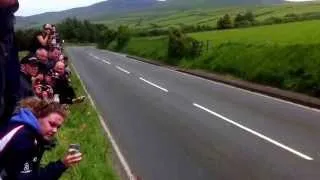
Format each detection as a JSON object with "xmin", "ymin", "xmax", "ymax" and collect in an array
[
  {"xmin": 16, "ymin": 0, "xmax": 106, "ymax": 16},
  {"xmin": 16, "ymin": 0, "xmax": 314, "ymax": 17}
]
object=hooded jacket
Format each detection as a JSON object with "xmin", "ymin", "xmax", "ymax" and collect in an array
[{"xmin": 0, "ymin": 108, "xmax": 67, "ymax": 180}]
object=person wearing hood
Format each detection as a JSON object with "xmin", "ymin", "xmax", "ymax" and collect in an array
[{"xmin": 0, "ymin": 97, "xmax": 83, "ymax": 179}]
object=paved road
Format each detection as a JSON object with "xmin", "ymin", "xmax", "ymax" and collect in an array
[{"xmin": 67, "ymin": 46, "xmax": 320, "ymax": 180}]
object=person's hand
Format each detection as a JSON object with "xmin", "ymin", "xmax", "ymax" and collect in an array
[{"xmin": 62, "ymin": 152, "xmax": 82, "ymax": 168}]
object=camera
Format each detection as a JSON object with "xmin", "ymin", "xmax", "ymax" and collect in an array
[
  {"xmin": 41, "ymin": 85, "xmax": 49, "ymax": 91},
  {"xmin": 68, "ymin": 144, "xmax": 80, "ymax": 155}
]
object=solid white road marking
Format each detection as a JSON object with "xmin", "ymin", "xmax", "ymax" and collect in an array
[
  {"xmin": 193, "ymin": 103, "xmax": 314, "ymax": 161},
  {"xmin": 139, "ymin": 77, "xmax": 168, "ymax": 93},
  {"xmin": 71, "ymin": 62, "xmax": 136, "ymax": 180}
]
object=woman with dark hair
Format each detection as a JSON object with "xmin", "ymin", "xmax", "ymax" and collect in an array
[
  {"xmin": 29, "ymin": 24, "xmax": 52, "ymax": 53},
  {"xmin": 0, "ymin": 97, "xmax": 82, "ymax": 179}
]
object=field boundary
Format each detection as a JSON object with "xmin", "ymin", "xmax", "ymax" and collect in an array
[{"xmin": 126, "ymin": 54, "xmax": 320, "ymax": 110}]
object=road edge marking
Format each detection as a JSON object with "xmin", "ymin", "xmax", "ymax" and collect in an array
[{"xmin": 70, "ymin": 60, "xmax": 136, "ymax": 180}]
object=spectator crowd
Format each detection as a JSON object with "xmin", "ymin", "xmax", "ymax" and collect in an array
[
  {"xmin": 20, "ymin": 23, "xmax": 85, "ymax": 104},
  {"xmin": 1, "ymin": 2, "xmax": 85, "ymax": 177}
]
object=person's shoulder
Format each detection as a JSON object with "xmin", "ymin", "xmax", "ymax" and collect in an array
[{"xmin": 9, "ymin": 124, "xmax": 38, "ymax": 150}]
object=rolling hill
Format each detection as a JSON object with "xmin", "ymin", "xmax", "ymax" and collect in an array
[{"xmin": 16, "ymin": 0, "xmax": 285, "ymax": 28}]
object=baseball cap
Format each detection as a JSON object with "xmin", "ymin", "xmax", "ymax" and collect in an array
[{"xmin": 20, "ymin": 56, "xmax": 39, "ymax": 65}]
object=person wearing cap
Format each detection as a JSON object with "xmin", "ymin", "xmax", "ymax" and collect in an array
[
  {"xmin": 0, "ymin": 0, "xmax": 20, "ymax": 124},
  {"xmin": 29, "ymin": 24, "xmax": 52, "ymax": 53},
  {"xmin": 18, "ymin": 55, "xmax": 39, "ymax": 100}
]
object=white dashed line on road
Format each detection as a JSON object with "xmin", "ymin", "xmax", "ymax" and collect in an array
[
  {"xmin": 116, "ymin": 66, "xmax": 131, "ymax": 74},
  {"xmin": 102, "ymin": 59, "xmax": 111, "ymax": 64},
  {"xmin": 193, "ymin": 103, "xmax": 314, "ymax": 161},
  {"xmin": 139, "ymin": 77, "xmax": 168, "ymax": 93}
]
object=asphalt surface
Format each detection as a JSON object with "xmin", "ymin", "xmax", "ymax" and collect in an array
[{"xmin": 67, "ymin": 46, "xmax": 320, "ymax": 180}]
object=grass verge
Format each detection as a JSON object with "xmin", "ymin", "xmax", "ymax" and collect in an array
[{"xmin": 39, "ymin": 55, "xmax": 118, "ymax": 180}]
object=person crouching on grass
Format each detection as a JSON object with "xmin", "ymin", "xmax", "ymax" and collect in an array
[{"xmin": 0, "ymin": 97, "xmax": 82, "ymax": 179}]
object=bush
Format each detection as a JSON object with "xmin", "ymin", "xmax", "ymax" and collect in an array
[
  {"xmin": 167, "ymin": 28, "xmax": 202, "ymax": 64},
  {"xmin": 234, "ymin": 11, "xmax": 255, "ymax": 28},
  {"xmin": 97, "ymin": 27, "xmax": 117, "ymax": 49},
  {"xmin": 115, "ymin": 25, "xmax": 131, "ymax": 50},
  {"xmin": 217, "ymin": 14, "xmax": 233, "ymax": 29}
]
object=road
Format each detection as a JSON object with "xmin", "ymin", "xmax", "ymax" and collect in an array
[{"xmin": 67, "ymin": 46, "xmax": 320, "ymax": 180}]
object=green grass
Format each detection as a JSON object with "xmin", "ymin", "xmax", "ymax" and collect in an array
[
  {"xmin": 42, "ymin": 67, "xmax": 118, "ymax": 180},
  {"xmin": 125, "ymin": 37, "xmax": 168, "ymax": 60},
  {"xmin": 18, "ymin": 52, "xmax": 118, "ymax": 180},
  {"xmin": 96, "ymin": 2, "xmax": 320, "ymax": 29},
  {"xmin": 190, "ymin": 20, "xmax": 320, "ymax": 45},
  {"xmin": 112, "ymin": 20, "xmax": 320, "ymax": 97}
]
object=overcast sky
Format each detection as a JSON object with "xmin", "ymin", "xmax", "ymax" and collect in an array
[
  {"xmin": 16, "ymin": 0, "xmax": 314, "ymax": 16},
  {"xmin": 16, "ymin": 0, "xmax": 106, "ymax": 16}
]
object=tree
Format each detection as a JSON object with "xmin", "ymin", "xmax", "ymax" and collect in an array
[
  {"xmin": 116, "ymin": 25, "xmax": 131, "ymax": 50},
  {"xmin": 97, "ymin": 27, "xmax": 117, "ymax": 49},
  {"xmin": 234, "ymin": 11, "xmax": 255, "ymax": 28},
  {"xmin": 217, "ymin": 14, "xmax": 233, "ymax": 29},
  {"xmin": 167, "ymin": 28, "xmax": 202, "ymax": 63},
  {"xmin": 57, "ymin": 17, "xmax": 104, "ymax": 43}
]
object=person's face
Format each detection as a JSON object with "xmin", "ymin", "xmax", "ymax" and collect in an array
[
  {"xmin": 25, "ymin": 64, "xmax": 39, "ymax": 77},
  {"xmin": 54, "ymin": 63, "xmax": 65, "ymax": 75},
  {"xmin": 45, "ymin": 75, "xmax": 54, "ymax": 86},
  {"xmin": 39, "ymin": 112, "xmax": 64, "ymax": 141},
  {"xmin": 35, "ymin": 73, "xmax": 44, "ymax": 81},
  {"xmin": 43, "ymin": 25, "xmax": 52, "ymax": 35},
  {"xmin": 49, "ymin": 49, "xmax": 60, "ymax": 61},
  {"xmin": 37, "ymin": 51, "xmax": 48, "ymax": 63}
]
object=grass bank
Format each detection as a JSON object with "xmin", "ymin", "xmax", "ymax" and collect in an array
[
  {"xmin": 43, "ymin": 67, "xmax": 118, "ymax": 180},
  {"xmin": 111, "ymin": 20, "xmax": 320, "ymax": 97}
]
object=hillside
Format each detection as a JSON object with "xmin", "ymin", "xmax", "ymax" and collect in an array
[
  {"xmin": 16, "ymin": 0, "xmax": 285, "ymax": 28},
  {"xmin": 97, "ymin": 2, "xmax": 320, "ymax": 29}
]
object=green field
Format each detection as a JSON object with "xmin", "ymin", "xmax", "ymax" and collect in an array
[
  {"xmin": 97, "ymin": 2, "xmax": 320, "ymax": 29},
  {"xmin": 190, "ymin": 20, "xmax": 320, "ymax": 45},
  {"xmin": 112, "ymin": 19, "xmax": 320, "ymax": 97}
]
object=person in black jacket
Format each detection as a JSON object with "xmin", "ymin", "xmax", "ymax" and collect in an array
[
  {"xmin": 0, "ymin": 0, "xmax": 20, "ymax": 124},
  {"xmin": 52, "ymin": 61, "xmax": 85, "ymax": 104},
  {"xmin": 0, "ymin": 97, "xmax": 83, "ymax": 179},
  {"xmin": 19, "ymin": 56, "xmax": 39, "ymax": 100}
]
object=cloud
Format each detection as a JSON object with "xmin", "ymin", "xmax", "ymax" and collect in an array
[{"xmin": 16, "ymin": 0, "xmax": 106, "ymax": 16}]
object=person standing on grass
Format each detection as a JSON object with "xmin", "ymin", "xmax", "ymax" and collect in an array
[
  {"xmin": 0, "ymin": 0, "xmax": 21, "ymax": 124},
  {"xmin": 0, "ymin": 97, "xmax": 83, "ymax": 179}
]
